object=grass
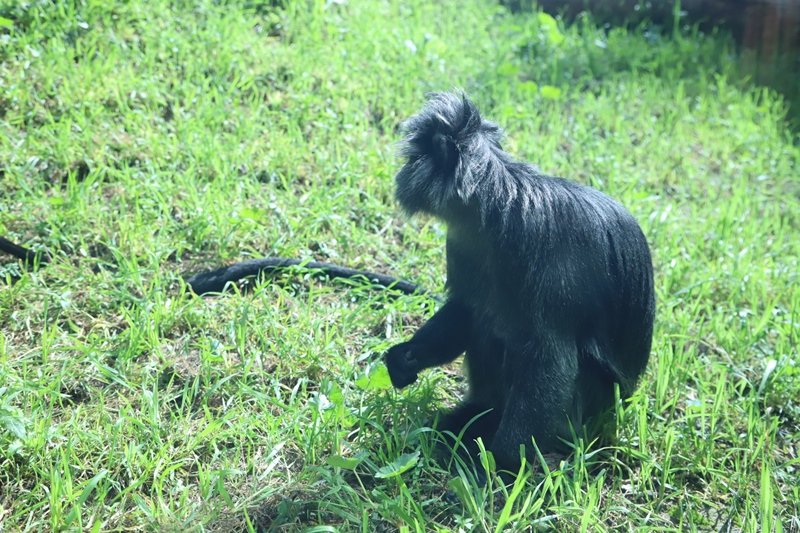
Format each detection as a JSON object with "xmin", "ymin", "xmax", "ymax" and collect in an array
[{"xmin": 1, "ymin": 0, "xmax": 798, "ymax": 530}]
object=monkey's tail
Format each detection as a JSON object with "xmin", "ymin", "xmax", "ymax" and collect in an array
[
  {"xmin": 0, "ymin": 236, "xmax": 50, "ymax": 266},
  {"xmin": 186, "ymin": 257, "xmax": 426, "ymax": 297}
]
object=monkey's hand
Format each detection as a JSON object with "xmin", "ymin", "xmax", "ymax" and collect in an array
[{"xmin": 385, "ymin": 342, "xmax": 420, "ymax": 389}]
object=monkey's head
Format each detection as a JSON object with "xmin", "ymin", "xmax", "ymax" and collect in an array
[{"xmin": 395, "ymin": 92, "xmax": 504, "ymax": 218}]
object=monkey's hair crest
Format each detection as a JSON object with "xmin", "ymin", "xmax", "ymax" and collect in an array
[{"xmin": 395, "ymin": 92, "xmax": 537, "ymax": 227}]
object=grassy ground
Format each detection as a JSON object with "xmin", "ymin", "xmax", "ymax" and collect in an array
[{"xmin": 1, "ymin": 1, "xmax": 798, "ymax": 531}]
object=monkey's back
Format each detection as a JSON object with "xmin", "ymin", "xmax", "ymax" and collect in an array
[
  {"xmin": 534, "ymin": 175, "xmax": 654, "ymax": 387},
  {"xmin": 450, "ymin": 173, "xmax": 655, "ymax": 389}
]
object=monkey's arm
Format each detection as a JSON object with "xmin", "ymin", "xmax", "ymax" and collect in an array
[
  {"xmin": 385, "ymin": 298, "xmax": 472, "ymax": 388},
  {"xmin": 187, "ymin": 257, "xmax": 423, "ymax": 296}
]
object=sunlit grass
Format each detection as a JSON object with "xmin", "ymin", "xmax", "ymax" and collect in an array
[{"xmin": 1, "ymin": 1, "xmax": 798, "ymax": 530}]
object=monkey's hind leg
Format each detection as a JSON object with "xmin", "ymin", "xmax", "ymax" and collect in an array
[
  {"xmin": 437, "ymin": 401, "xmax": 501, "ymax": 443},
  {"xmin": 435, "ymin": 333, "xmax": 505, "ymax": 470},
  {"xmin": 489, "ymin": 337, "xmax": 580, "ymax": 470}
]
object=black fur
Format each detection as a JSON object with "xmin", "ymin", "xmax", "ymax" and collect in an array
[
  {"xmin": 386, "ymin": 93, "xmax": 655, "ymax": 468},
  {"xmin": 187, "ymin": 257, "xmax": 424, "ymax": 296},
  {"xmin": 0, "ymin": 236, "xmax": 50, "ymax": 266},
  {"xmin": 0, "ymin": 236, "xmax": 424, "ymax": 297}
]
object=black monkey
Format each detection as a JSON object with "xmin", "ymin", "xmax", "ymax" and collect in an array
[
  {"xmin": 384, "ymin": 93, "xmax": 655, "ymax": 469},
  {"xmin": 3, "ymin": 93, "xmax": 655, "ymax": 472}
]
